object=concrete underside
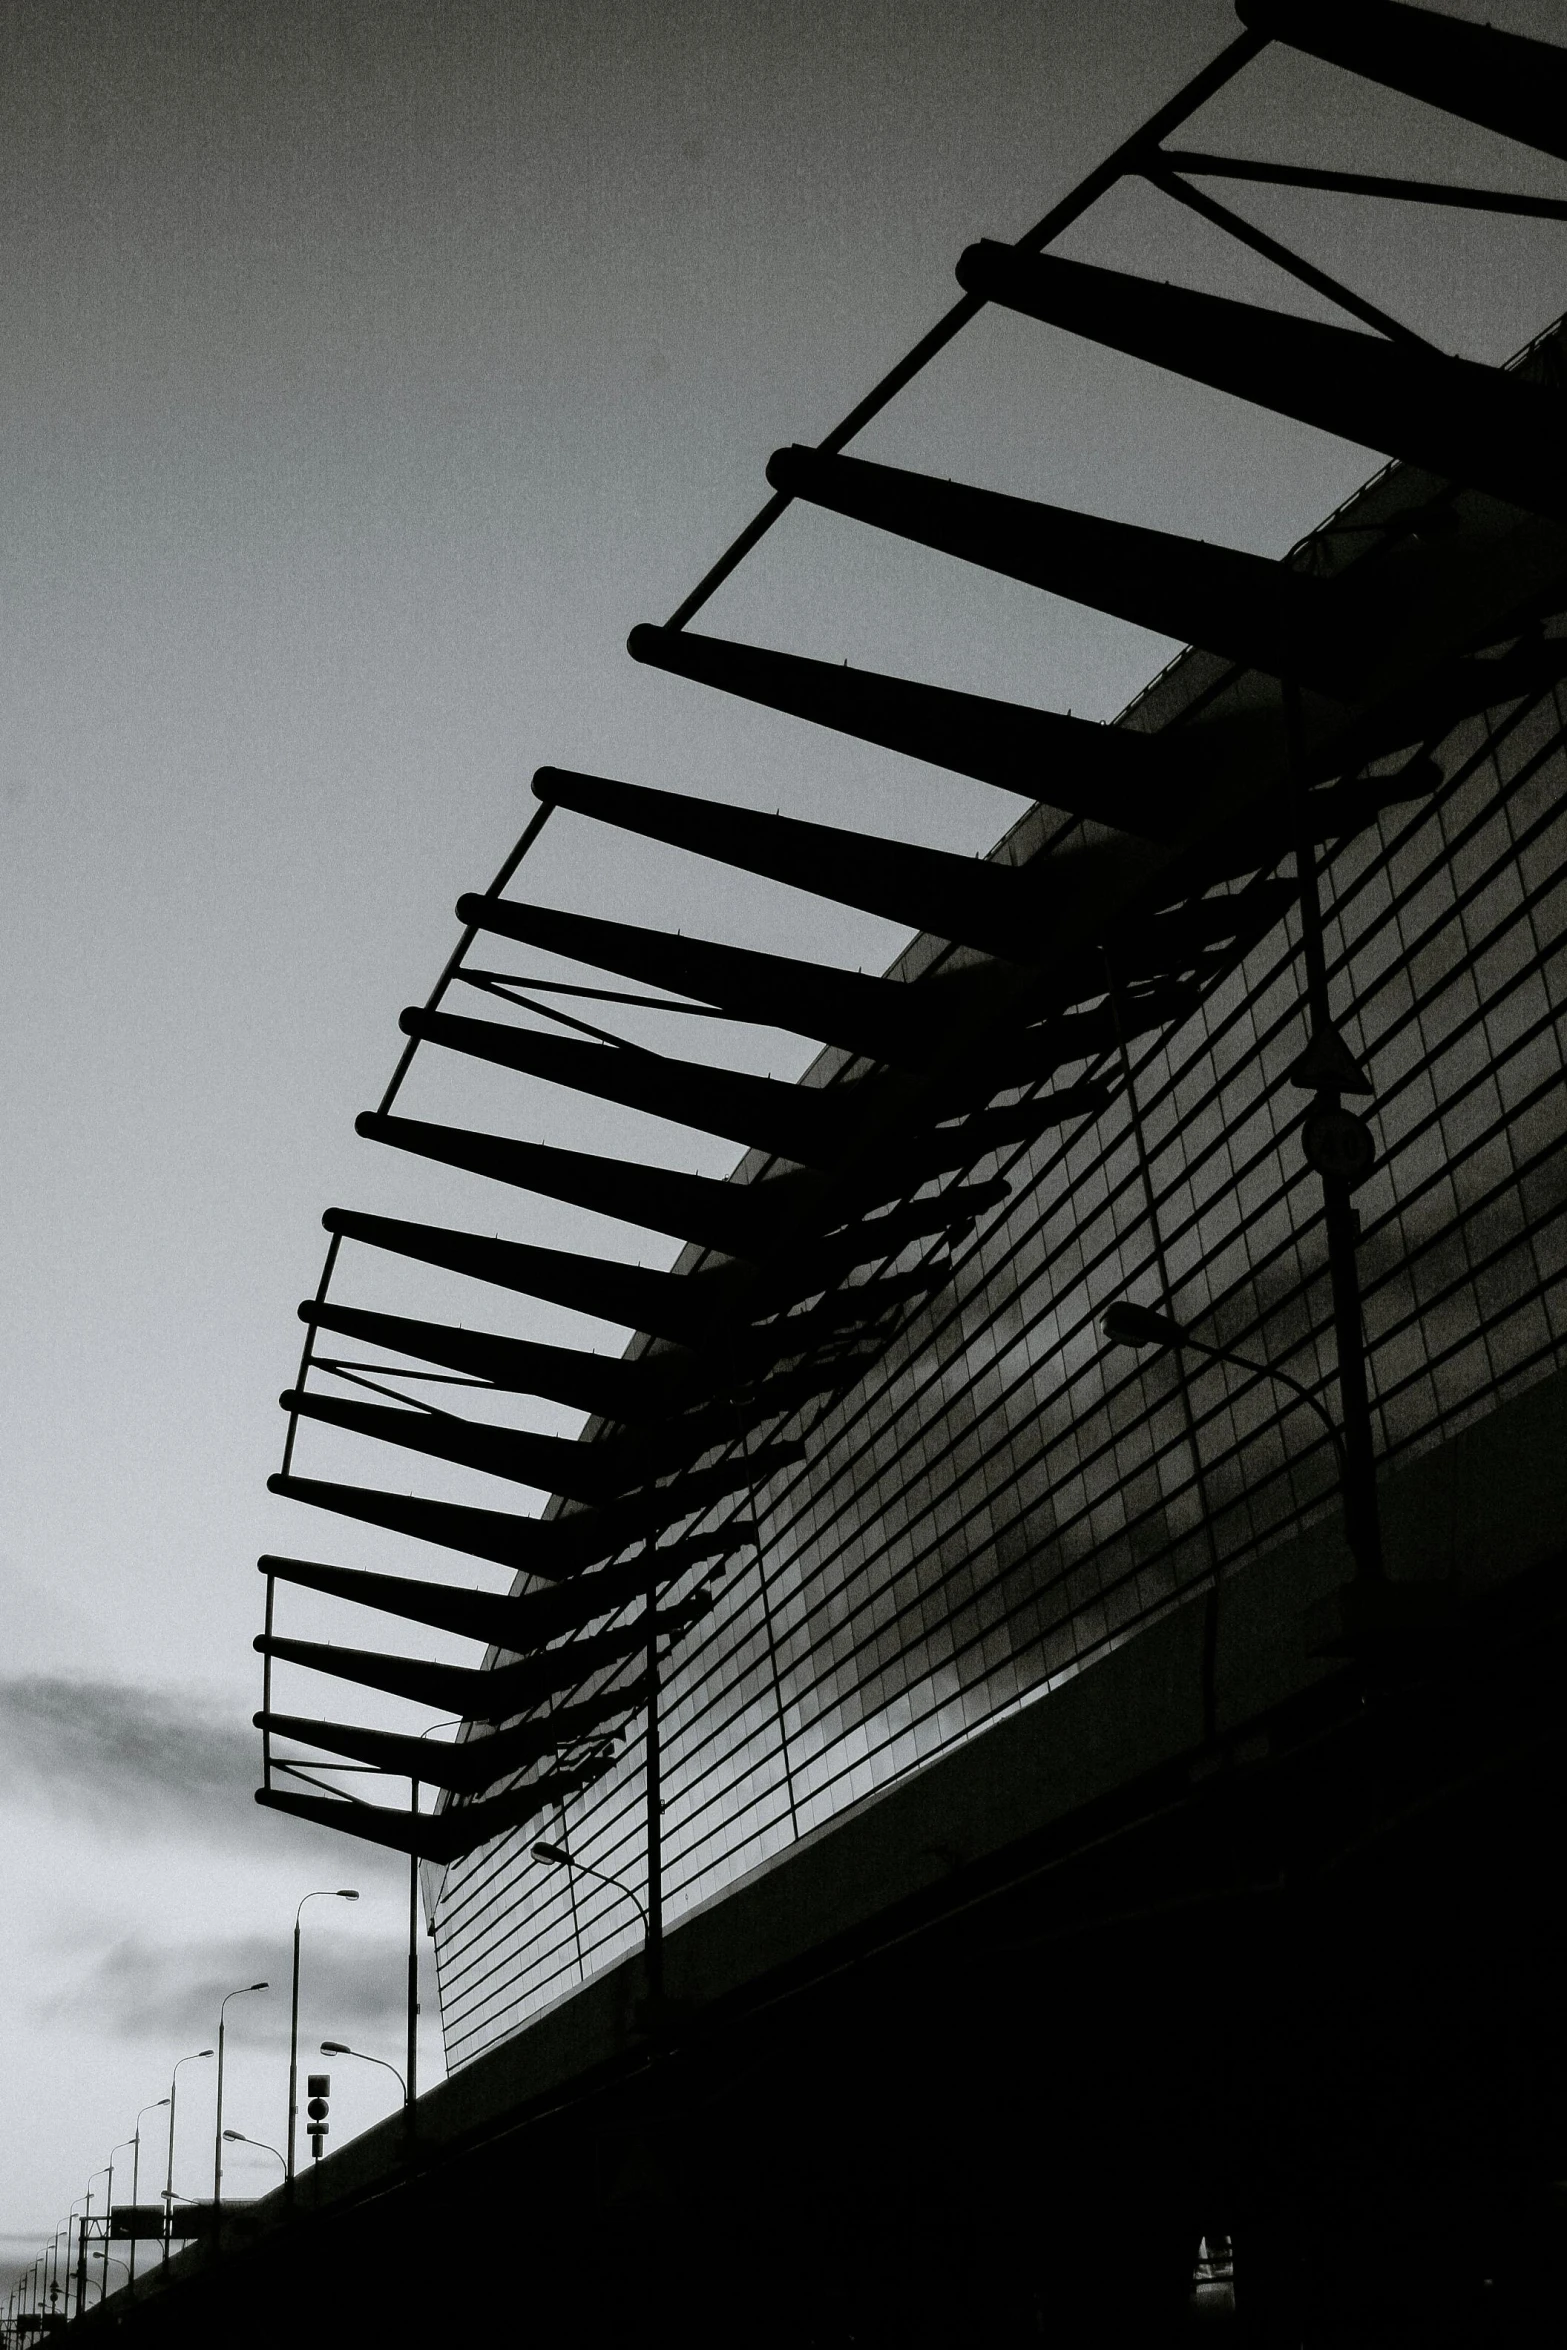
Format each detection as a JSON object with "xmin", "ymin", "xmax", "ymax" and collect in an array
[{"xmin": 88, "ymin": 1373, "xmax": 1567, "ymax": 2344}]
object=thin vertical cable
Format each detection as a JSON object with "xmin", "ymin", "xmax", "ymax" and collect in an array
[{"xmin": 1103, "ymin": 952, "xmax": 1225, "ymax": 1739}]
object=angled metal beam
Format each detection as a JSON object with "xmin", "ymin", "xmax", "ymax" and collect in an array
[
  {"xmin": 757, "ymin": 1183, "xmax": 1008, "ymax": 1305},
  {"xmin": 280, "ymin": 1385, "xmax": 804, "ymax": 1507},
  {"xmin": 1237, "ymin": 0, "xmax": 1567, "ymax": 165},
  {"xmin": 1144, "ymin": 158, "xmax": 1431, "ymax": 349},
  {"xmin": 265, "ymin": 1681, "xmax": 646, "ymax": 1785},
  {"xmin": 299, "ymin": 1298, "xmax": 704, "ymax": 1420},
  {"xmin": 531, "ymin": 767, "xmax": 1142, "ymax": 966},
  {"xmin": 401, "ymin": 1005, "xmax": 886, "ymax": 1171},
  {"xmin": 1158, "ymin": 147, "xmax": 1567, "ymax": 224},
  {"xmin": 1196, "ymin": 756, "xmax": 1445, "ymax": 886},
  {"xmin": 298, "ymin": 1296, "xmax": 893, "ymax": 1427},
  {"xmin": 264, "ymin": 1474, "xmax": 574, "ymax": 1578},
  {"xmin": 405, "ymin": 1009, "xmax": 1093, "ymax": 1217},
  {"xmin": 258, "ymin": 1538, "xmax": 741, "ymax": 1658},
  {"xmin": 627, "ymin": 623, "xmax": 1184, "ymax": 836},
  {"xmin": 321, "ymin": 1207, "xmax": 745, "ymax": 1347},
  {"xmin": 891, "ymin": 1087, "xmax": 1111, "ymax": 1192},
  {"xmin": 766, "ymin": 446, "xmax": 1366, "ymax": 698},
  {"xmin": 257, "ymin": 1592, "xmax": 712, "ymax": 1721},
  {"xmin": 255, "ymin": 1713, "xmax": 619, "ymax": 1798},
  {"xmin": 268, "ymin": 1469, "xmax": 761, "ymax": 1580},
  {"xmin": 1340, "ymin": 640, "xmax": 1567, "ymax": 770},
  {"xmin": 318, "ymin": 1206, "xmax": 955, "ymax": 1373},
  {"xmin": 992, "ymin": 982, "xmax": 1200, "ymax": 1084},
  {"xmin": 259, "ymin": 1632, "xmax": 521, "ymax": 1720},
  {"xmin": 254, "ymin": 1713, "xmax": 620, "ymax": 1797},
  {"xmin": 1036, "ymin": 879, "xmax": 1298, "ymax": 1007},
  {"xmin": 280, "ymin": 1387, "xmax": 667, "ymax": 1507},
  {"xmin": 454, "ymin": 893, "xmax": 986, "ymax": 1071},
  {"xmin": 255, "ymin": 1762, "xmax": 616, "ymax": 1865},
  {"xmin": 353, "ymin": 1111, "xmax": 818, "ymax": 1261},
  {"xmin": 955, "ymin": 241, "xmax": 1567, "ymax": 527}
]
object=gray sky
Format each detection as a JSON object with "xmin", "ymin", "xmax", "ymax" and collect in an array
[{"xmin": 4, "ymin": 0, "xmax": 1565, "ymax": 2279}]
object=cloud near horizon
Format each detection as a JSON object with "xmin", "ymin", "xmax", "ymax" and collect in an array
[
  {"xmin": 0, "ymin": 1673, "xmax": 400, "ymax": 1876},
  {"xmin": 0, "ymin": 1671, "xmax": 261, "ymax": 1829},
  {"xmin": 41, "ymin": 1924, "xmax": 407, "ymax": 2046}
]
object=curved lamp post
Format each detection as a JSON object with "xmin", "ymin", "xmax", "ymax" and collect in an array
[
  {"xmin": 1099, "ymin": 1299, "xmax": 1454, "ymax": 1657},
  {"xmin": 319, "ymin": 2039, "xmax": 406, "ymax": 2103},
  {"xmin": 213, "ymin": 1980, "xmax": 269, "ymax": 2208},
  {"xmin": 222, "ymin": 2128, "xmax": 286, "ymax": 2174},
  {"xmin": 162, "ymin": 2049, "xmax": 213, "ymax": 2265},
  {"xmin": 128, "ymin": 2098, "xmax": 168, "ymax": 2289},
  {"xmin": 79, "ymin": 2173, "xmax": 109, "ymax": 2317},
  {"xmin": 102, "ymin": 2137, "xmax": 135, "ymax": 2307},
  {"xmin": 1099, "ymin": 1300, "xmax": 1347, "ymax": 1483},
  {"xmin": 288, "ymin": 1891, "xmax": 359, "ymax": 2181},
  {"xmin": 531, "ymin": 1837, "xmax": 649, "ymax": 1933}
]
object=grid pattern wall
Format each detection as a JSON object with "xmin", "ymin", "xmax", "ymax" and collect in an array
[{"xmin": 433, "ymin": 671, "xmax": 1567, "ymax": 2068}]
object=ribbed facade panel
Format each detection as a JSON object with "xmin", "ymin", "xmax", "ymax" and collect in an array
[{"xmin": 432, "ymin": 659, "xmax": 1567, "ymax": 2068}]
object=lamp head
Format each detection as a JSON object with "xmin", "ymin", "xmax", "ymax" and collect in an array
[
  {"xmin": 1100, "ymin": 1300, "xmax": 1187, "ymax": 1351},
  {"xmin": 319, "ymin": 2041, "xmax": 349, "ymax": 2056},
  {"xmin": 249, "ymin": 1980, "xmax": 269, "ymax": 1991},
  {"xmin": 222, "ymin": 2131, "xmax": 245, "ymax": 2144},
  {"xmin": 337, "ymin": 1890, "xmax": 359, "ymax": 1901},
  {"xmin": 532, "ymin": 1839, "xmax": 568, "ymax": 1867}
]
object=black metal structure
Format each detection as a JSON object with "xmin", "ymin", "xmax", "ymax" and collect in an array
[{"xmin": 252, "ymin": 0, "xmax": 1567, "ymax": 2008}]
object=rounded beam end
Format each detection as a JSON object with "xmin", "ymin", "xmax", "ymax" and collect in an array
[{"xmin": 763, "ymin": 444, "xmax": 811, "ymax": 494}]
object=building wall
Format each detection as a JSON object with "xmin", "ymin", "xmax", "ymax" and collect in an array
[{"xmin": 430, "ymin": 579, "xmax": 1567, "ymax": 2072}]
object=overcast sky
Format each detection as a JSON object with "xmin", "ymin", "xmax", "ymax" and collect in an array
[{"xmin": 4, "ymin": 0, "xmax": 1566, "ymax": 2287}]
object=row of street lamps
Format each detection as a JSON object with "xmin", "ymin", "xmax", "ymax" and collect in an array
[{"xmin": 1, "ymin": 1884, "xmax": 414, "ymax": 2342}]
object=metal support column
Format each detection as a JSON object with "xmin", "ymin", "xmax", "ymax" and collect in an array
[
  {"xmin": 406, "ymin": 1778, "xmax": 420, "ymax": 2128},
  {"xmin": 1285, "ymin": 684, "xmax": 1384, "ymax": 1583},
  {"xmin": 643, "ymin": 1544, "xmax": 664, "ymax": 2009}
]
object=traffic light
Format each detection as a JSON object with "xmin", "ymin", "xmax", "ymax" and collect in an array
[{"xmin": 305, "ymin": 2073, "xmax": 330, "ymax": 2160}]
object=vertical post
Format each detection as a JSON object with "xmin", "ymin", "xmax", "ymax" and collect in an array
[
  {"xmin": 74, "ymin": 2210, "xmax": 87, "ymax": 2321},
  {"xmin": 261, "ymin": 1572, "xmax": 275, "ymax": 1792},
  {"xmin": 213, "ymin": 2012, "xmax": 227, "ymax": 2208},
  {"xmin": 162, "ymin": 2085, "xmax": 177, "ymax": 2267},
  {"xmin": 554, "ymin": 1786, "xmax": 587, "ymax": 1982},
  {"xmin": 406, "ymin": 1780, "xmax": 420, "ymax": 2125},
  {"xmin": 1285, "ymin": 685, "xmax": 1384, "ymax": 1583},
  {"xmin": 129, "ymin": 2131, "xmax": 140, "ymax": 2290},
  {"xmin": 1103, "ymin": 952, "xmax": 1226, "ymax": 1737},
  {"xmin": 643, "ymin": 1546, "xmax": 664, "ymax": 2008},
  {"xmin": 287, "ymin": 1919, "xmax": 301, "ymax": 2183},
  {"xmin": 100, "ymin": 2159, "xmax": 114, "ymax": 2309},
  {"xmin": 732, "ymin": 1378, "xmax": 799, "ymax": 1843}
]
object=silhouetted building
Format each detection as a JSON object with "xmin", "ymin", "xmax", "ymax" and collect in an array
[{"xmin": 96, "ymin": 8, "xmax": 1567, "ymax": 2343}]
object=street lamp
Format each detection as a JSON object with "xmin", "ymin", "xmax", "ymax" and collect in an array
[
  {"xmin": 212, "ymin": 1981, "xmax": 269, "ymax": 2208},
  {"xmin": 532, "ymin": 1837, "xmax": 649, "ymax": 1932},
  {"xmin": 64, "ymin": 2203, "xmax": 86, "ymax": 2326},
  {"xmin": 162, "ymin": 2049, "xmax": 213, "ymax": 2265},
  {"xmin": 288, "ymin": 1890, "xmax": 359, "ymax": 2181},
  {"xmin": 1099, "ymin": 1300, "xmax": 1347, "ymax": 1482},
  {"xmin": 319, "ymin": 2039, "xmax": 406, "ymax": 2101},
  {"xmin": 222, "ymin": 2128, "xmax": 286, "ymax": 2174},
  {"xmin": 1098, "ymin": 1299, "xmax": 1456, "ymax": 1654},
  {"xmin": 79, "ymin": 2172, "xmax": 109, "ymax": 2317},
  {"xmin": 127, "ymin": 2098, "xmax": 169, "ymax": 2290},
  {"xmin": 102, "ymin": 2138, "xmax": 135, "ymax": 2308}
]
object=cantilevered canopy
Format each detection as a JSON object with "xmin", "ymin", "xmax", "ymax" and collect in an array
[{"xmin": 259, "ymin": 0, "xmax": 1567, "ymax": 1867}]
